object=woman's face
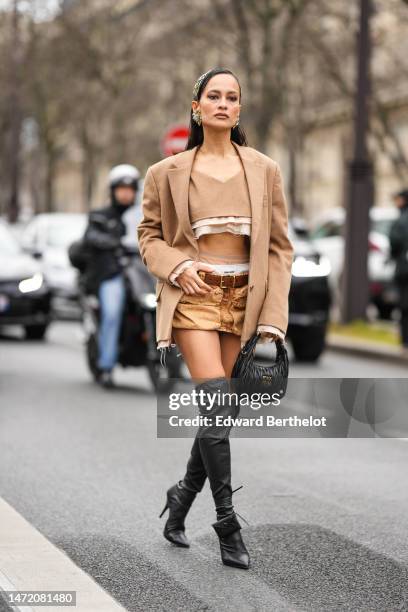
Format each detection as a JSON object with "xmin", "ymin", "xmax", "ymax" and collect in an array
[{"xmin": 192, "ymin": 73, "xmax": 241, "ymax": 131}]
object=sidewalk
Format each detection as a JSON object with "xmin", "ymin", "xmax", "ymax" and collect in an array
[
  {"xmin": 326, "ymin": 319, "xmax": 408, "ymax": 365},
  {"xmin": 0, "ymin": 497, "xmax": 125, "ymax": 612}
]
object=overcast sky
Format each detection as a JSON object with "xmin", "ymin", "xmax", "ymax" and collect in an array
[{"xmin": 0, "ymin": 0, "xmax": 61, "ymax": 20}]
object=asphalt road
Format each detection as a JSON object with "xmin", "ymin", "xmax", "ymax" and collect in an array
[{"xmin": 1, "ymin": 321, "xmax": 408, "ymax": 611}]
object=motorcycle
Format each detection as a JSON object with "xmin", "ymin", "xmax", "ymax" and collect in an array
[{"xmin": 79, "ymin": 245, "xmax": 182, "ymax": 391}]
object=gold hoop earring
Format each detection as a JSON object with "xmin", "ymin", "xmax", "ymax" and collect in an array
[{"xmin": 192, "ymin": 110, "xmax": 202, "ymax": 126}]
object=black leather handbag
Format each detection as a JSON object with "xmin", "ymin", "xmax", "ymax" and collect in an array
[{"xmin": 231, "ymin": 331, "xmax": 289, "ymax": 399}]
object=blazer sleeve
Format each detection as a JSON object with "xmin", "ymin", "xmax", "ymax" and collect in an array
[
  {"xmin": 137, "ymin": 166, "xmax": 194, "ymax": 282},
  {"xmin": 257, "ymin": 163, "xmax": 295, "ymax": 334}
]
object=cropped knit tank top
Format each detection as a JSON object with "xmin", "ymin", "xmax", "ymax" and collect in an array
[{"xmin": 188, "ymin": 166, "xmax": 251, "ymax": 239}]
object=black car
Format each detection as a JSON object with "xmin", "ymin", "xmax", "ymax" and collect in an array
[
  {"xmin": 287, "ymin": 223, "xmax": 332, "ymax": 361},
  {"xmin": 0, "ymin": 222, "xmax": 52, "ymax": 339}
]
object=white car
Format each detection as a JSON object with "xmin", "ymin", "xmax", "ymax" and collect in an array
[
  {"xmin": 20, "ymin": 213, "xmax": 88, "ymax": 316},
  {"xmin": 310, "ymin": 206, "xmax": 399, "ymax": 318}
]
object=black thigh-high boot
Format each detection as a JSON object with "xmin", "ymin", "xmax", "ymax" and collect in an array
[
  {"xmin": 182, "ymin": 435, "xmax": 208, "ymax": 495},
  {"xmin": 159, "ymin": 435, "xmax": 207, "ymax": 548},
  {"xmin": 195, "ymin": 376, "xmax": 250, "ymax": 570}
]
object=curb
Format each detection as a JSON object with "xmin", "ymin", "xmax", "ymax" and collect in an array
[
  {"xmin": 326, "ymin": 334, "xmax": 408, "ymax": 366},
  {"xmin": 0, "ymin": 496, "xmax": 126, "ymax": 612}
]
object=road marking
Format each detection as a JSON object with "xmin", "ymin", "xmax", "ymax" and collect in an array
[
  {"xmin": 0, "ymin": 497, "xmax": 126, "ymax": 612},
  {"xmin": 133, "ymin": 532, "xmax": 295, "ymax": 612}
]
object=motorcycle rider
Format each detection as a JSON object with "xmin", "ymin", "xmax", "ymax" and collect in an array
[{"xmin": 81, "ymin": 164, "xmax": 140, "ymax": 388}]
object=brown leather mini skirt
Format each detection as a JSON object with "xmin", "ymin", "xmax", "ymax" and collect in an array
[{"xmin": 172, "ymin": 270, "xmax": 249, "ymax": 337}]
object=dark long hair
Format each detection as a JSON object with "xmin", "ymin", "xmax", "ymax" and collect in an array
[{"xmin": 185, "ymin": 67, "xmax": 248, "ymax": 150}]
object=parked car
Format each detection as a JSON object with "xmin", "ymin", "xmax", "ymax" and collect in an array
[
  {"xmin": 287, "ymin": 222, "xmax": 332, "ymax": 362},
  {"xmin": 20, "ymin": 213, "xmax": 87, "ymax": 317},
  {"xmin": 310, "ymin": 206, "xmax": 399, "ymax": 319},
  {"xmin": 0, "ymin": 221, "xmax": 51, "ymax": 339}
]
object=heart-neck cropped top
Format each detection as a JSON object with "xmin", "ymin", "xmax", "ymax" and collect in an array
[
  {"xmin": 188, "ymin": 166, "xmax": 251, "ymax": 237},
  {"xmin": 168, "ymin": 165, "xmax": 252, "ymax": 286}
]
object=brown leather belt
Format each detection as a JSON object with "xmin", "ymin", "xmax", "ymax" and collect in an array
[{"xmin": 197, "ymin": 270, "xmax": 249, "ymax": 288}]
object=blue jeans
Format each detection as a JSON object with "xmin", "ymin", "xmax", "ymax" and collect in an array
[{"xmin": 97, "ymin": 274, "xmax": 126, "ymax": 371}]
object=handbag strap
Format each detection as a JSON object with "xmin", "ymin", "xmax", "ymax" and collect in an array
[
  {"xmin": 241, "ymin": 331, "xmax": 286, "ymax": 365},
  {"xmin": 240, "ymin": 331, "xmax": 261, "ymax": 355}
]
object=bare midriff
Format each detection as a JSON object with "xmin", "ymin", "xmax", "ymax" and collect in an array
[{"xmin": 197, "ymin": 232, "xmax": 250, "ymax": 264}]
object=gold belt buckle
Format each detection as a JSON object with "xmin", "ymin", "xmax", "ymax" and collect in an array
[
  {"xmin": 219, "ymin": 274, "xmax": 236, "ymax": 289},
  {"xmin": 220, "ymin": 274, "xmax": 228, "ymax": 289}
]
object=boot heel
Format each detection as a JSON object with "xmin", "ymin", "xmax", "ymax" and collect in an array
[{"xmin": 159, "ymin": 501, "xmax": 169, "ymax": 518}]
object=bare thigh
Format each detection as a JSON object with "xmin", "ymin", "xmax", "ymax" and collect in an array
[
  {"xmin": 172, "ymin": 328, "xmax": 242, "ymax": 380},
  {"xmin": 219, "ymin": 331, "xmax": 242, "ymax": 378}
]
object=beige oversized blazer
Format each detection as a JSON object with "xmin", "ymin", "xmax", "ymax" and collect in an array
[{"xmin": 137, "ymin": 141, "xmax": 295, "ymax": 349}]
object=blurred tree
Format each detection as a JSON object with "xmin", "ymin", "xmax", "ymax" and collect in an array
[
  {"xmin": 0, "ymin": 0, "xmax": 408, "ymax": 216},
  {"xmin": 210, "ymin": 0, "xmax": 310, "ymax": 152}
]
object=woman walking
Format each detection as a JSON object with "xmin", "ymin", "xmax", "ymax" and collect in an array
[{"xmin": 137, "ymin": 67, "xmax": 294, "ymax": 569}]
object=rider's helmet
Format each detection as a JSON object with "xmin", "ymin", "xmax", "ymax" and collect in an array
[{"xmin": 108, "ymin": 164, "xmax": 141, "ymax": 192}]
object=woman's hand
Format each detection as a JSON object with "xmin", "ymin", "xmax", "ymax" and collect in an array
[{"xmin": 177, "ymin": 262, "xmax": 217, "ymax": 295}]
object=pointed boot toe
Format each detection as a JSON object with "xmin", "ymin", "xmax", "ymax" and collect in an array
[
  {"xmin": 218, "ymin": 530, "xmax": 250, "ymax": 569},
  {"xmin": 212, "ymin": 512, "xmax": 250, "ymax": 570},
  {"xmin": 163, "ymin": 527, "xmax": 190, "ymax": 548}
]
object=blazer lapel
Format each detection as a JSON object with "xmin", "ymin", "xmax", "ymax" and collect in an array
[
  {"xmin": 167, "ymin": 142, "xmax": 265, "ymax": 250},
  {"xmin": 167, "ymin": 146, "xmax": 200, "ymax": 253},
  {"xmin": 231, "ymin": 141, "xmax": 265, "ymax": 245}
]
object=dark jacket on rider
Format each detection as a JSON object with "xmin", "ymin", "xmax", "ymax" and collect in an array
[{"xmin": 80, "ymin": 202, "xmax": 127, "ymax": 294}]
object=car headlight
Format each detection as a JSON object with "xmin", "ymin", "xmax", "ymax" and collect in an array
[
  {"xmin": 139, "ymin": 293, "xmax": 157, "ymax": 309},
  {"xmin": 292, "ymin": 255, "xmax": 331, "ymax": 278},
  {"xmin": 18, "ymin": 273, "xmax": 44, "ymax": 293}
]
